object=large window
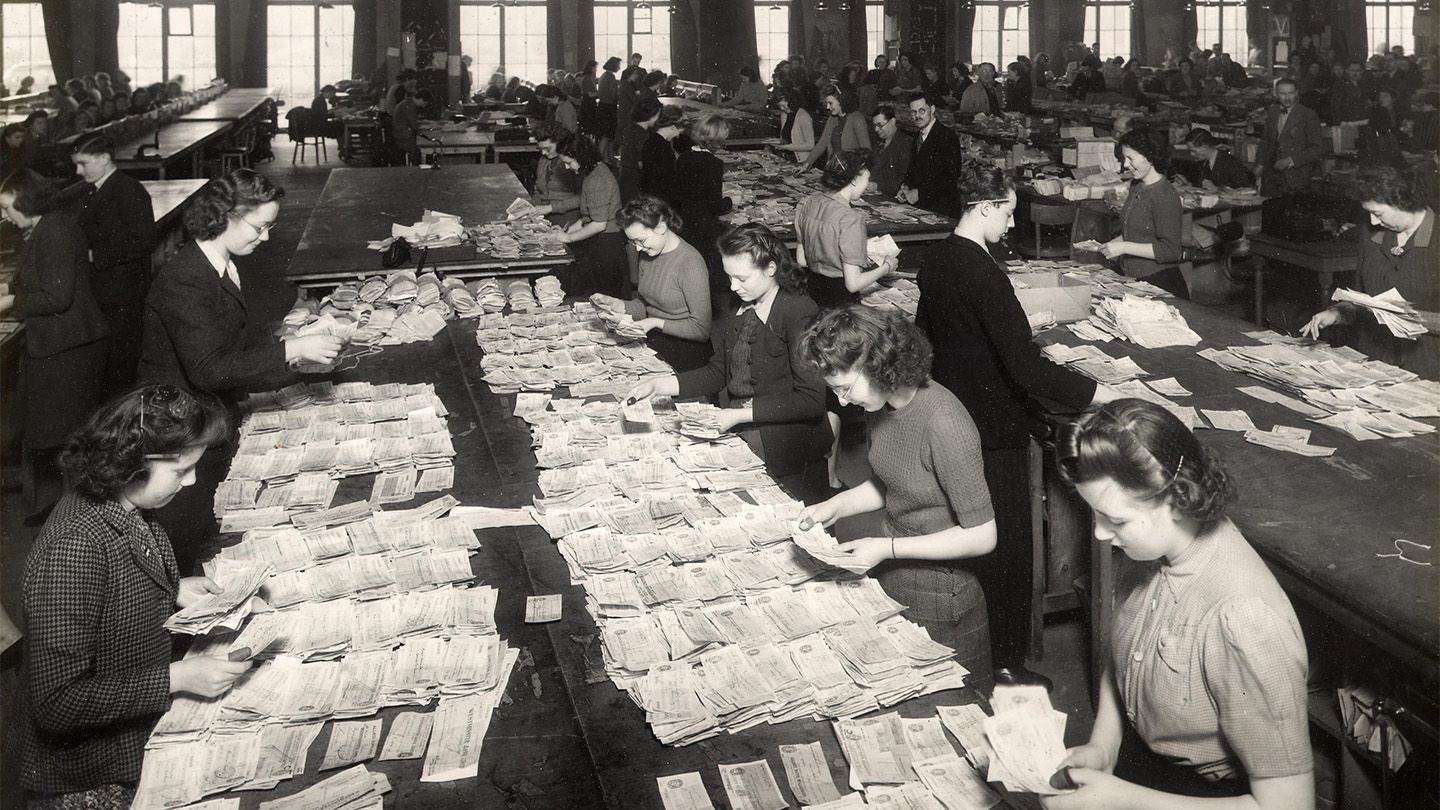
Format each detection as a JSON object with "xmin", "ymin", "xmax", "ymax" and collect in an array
[
  {"xmin": 1083, "ymin": 0, "xmax": 1131, "ymax": 61},
  {"xmin": 118, "ymin": 3, "xmax": 217, "ymax": 88},
  {"xmin": 595, "ymin": 1, "xmax": 671, "ymax": 74},
  {"xmin": 1366, "ymin": 0, "xmax": 1415, "ymax": 56},
  {"xmin": 1, "ymin": 2, "xmax": 54, "ymax": 92},
  {"xmin": 266, "ymin": 2, "xmax": 353, "ymax": 112},
  {"xmin": 973, "ymin": 2, "xmax": 1029, "ymax": 71},
  {"xmin": 459, "ymin": 1, "xmax": 548, "ymax": 86},
  {"xmin": 866, "ymin": 1, "xmax": 886, "ymax": 67},
  {"xmin": 1195, "ymin": 0, "xmax": 1248, "ymax": 64},
  {"xmin": 754, "ymin": 2, "xmax": 790, "ymax": 81}
]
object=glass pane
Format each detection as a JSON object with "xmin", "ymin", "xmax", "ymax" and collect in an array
[
  {"xmin": 168, "ymin": 6, "xmax": 192, "ymax": 36},
  {"xmin": 867, "ymin": 5, "xmax": 885, "ymax": 66},
  {"xmin": 507, "ymin": 6, "xmax": 549, "ymax": 85}
]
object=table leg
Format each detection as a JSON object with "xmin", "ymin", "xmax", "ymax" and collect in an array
[{"xmin": 1254, "ymin": 259, "xmax": 1266, "ymax": 326}]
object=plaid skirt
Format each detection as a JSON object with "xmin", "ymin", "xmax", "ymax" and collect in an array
[{"xmin": 875, "ymin": 558, "xmax": 994, "ymax": 685}]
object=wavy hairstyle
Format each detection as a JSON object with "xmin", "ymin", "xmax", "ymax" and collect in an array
[
  {"xmin": 955, "ymin": 162, "xmax": 1015, "ymax": 209},
  {"xmin": 183, "ymin": 169, "xmax": 285, "ymax": 242},
  {"xmin": 821, "ymin": 148, "xmax": 872, "ymax": 191},
  {"xmin": 1118, "ymin": 127, "xmax": 1171, "ymax": 173},
  {"xmin": 717, "ymin": 223, "xmax": 806, "ymax": 294},
  {"xmin": 0, "ymin": 168, "xmax": 57, "ymax": 216},
  {"xmin": 1355, "ymin": 164, "xmax": 1426, "ymax": 213},
  {"xmin": 555, "ymin": 131, "xmax": 602, "ymax": 176},
  {"xmin": 1056, "ymin": 398, "xmax": 1233, "ymax": 522},
  {"xmin": 799, "ymin": 304, "xmax": 932, "ymax": 393},
  {"xmin": 618, "ymin": 193, "xmax": 683, "ymax": 232},
  {"xmin": 60, "ymin": 385, "xmax": 230, "ymax": 502}
]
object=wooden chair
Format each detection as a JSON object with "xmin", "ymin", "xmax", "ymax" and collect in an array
[
  {"xmin": 287, "ymin": 107, "xmax": 326, "ymax": 164},
  {"xmin": 220, "ymin": 126, "xmax": 255, "ymax": 172},
  {"xmin": 1016, "ymin": 196, "xmax": 1078, "ymax": 259}
]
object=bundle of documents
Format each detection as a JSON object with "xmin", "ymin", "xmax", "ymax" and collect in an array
[
  {"xmin": 1080, "ymin": 294, "xmax": 1203, "ymax": 348},
  {"xmin": 1337, "ymin": 685, "xmax": 1413, "ymax": 772},
  {"xmin": 475, "ymin": 306, "xmax": 670, "ymax": 395},
  {"xmin": 163, "ymin": 561, "xmax": 272, "ymax": 635},
  {"xmin": 859, "ymin": 279, "xmax": 920, "ymax": 318},
  {"xmin": 471, "ymin": 216, "xmax": 567, "ymax": 260},
  {"xmin": 1332, "ymin": 287, "xmax": 1426, "ymax": 339},
  {"xmin": 390, "ymin": 209, "xmax": 466, "ymax": 249},
  {"xmin": 980, "ymin": 686, "xmax": 1069, "ymax": 795},
  {"xmin": 1039, "ymin": 342, "xmax": 1149, "ymax": 383}
]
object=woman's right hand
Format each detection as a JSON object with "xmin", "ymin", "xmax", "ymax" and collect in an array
[
  {"xmin": 625, "ymin": 379, "xmax": 661, "ymax": 404},
  {"xmin": 1301, "ymin": 307, "xmax": 1343, "ymax": 340},
  {"xmin": 1057, "ymin": 743, "xmax": 1113, "ymax": 773},
  {"xmin": 590, "ymin": 293, "xmax": 624, "ymax": 315},
  {"xmin": 796, "ymin": 498, "xmax": 842, "ymax": 530},
  {"xmin": 285, "ymin": 334, "xmax": 344, "ymax": 365},
  {"xmin": 169, "ymin": 656, "xmax": 251, "ymax": 698}
]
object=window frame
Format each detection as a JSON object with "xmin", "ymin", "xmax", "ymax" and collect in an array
[
  {"xmin": 971, "ymin": 1, "xmax": 1030, "ymax": 72},
  {"xmin": 0, "ymin": 1, "xmax": 56, "ymax": 91},
  {"xmin": 1365, "ymin": 0, "xmax": 1416, "ymax": 57},
  {"xmin": 1082, "ymin": 0, "xmax": 1132, "ymax": 62},
  {"xmin": 265, "ymin": 1, "xmax": 354, "ymax": 112},
  {"xmin": 117, "ymin": 1, "xmax": 218, "ymax": 87},
  {"xmin": 753, "ymin": 1, "xmax": 791, "ymax": 82},
  {"xmin": 866, "ymin": 1, "xmax": 886, "ymax": 67},
  {"xmin": 593, "ymin": 0, "xmax": 671, "ymax": 74},
  {"xmin": 458, "ymin": 0, "xmax": 550, "ymax": 86},
  {"xmin": 1194, "ymin": 0, "xmax": 1249, "ymax": 66}
]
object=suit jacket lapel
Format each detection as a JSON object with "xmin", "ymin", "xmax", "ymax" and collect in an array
[{"xmin": 97, "ymin": 500, "xmax": 176, "ymax": 597}]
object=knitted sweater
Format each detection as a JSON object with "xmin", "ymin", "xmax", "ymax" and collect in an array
[
  {"xmin": 622, "ymin": 239, "xmax": 713, "ymax": 341},
  {"xmin": 868, "ymin": 382, "xmax": 994, "ymax": 536}
]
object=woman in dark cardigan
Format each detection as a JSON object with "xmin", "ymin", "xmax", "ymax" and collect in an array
[
  {"xmin": 916, "ymin": 163, "xmax": 1117, "ymax": 691},
  {"xmin": 0, "ymin": 169, "xmax": 111, "ymax": 523},
  {"xmin": 672, "ymin": 112, "xmax": 734, "ymax": 296},
  {"xmin": 626, "ymin": 223, "xmax": 831, "ymax": 502},
  {"xmin": 17, "ymin": 386, "xmax": 247, "ymax": 809},
  {"xmin": 639, "ymin": 105, "xmax": 684, "ymax": 204}
]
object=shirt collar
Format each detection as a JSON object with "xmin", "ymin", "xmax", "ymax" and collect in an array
[
  {"xmin": 1370, "ymin": 208, "xmax": 1435, "ymax": 248},
  {"xmin": 196, "ymin": 239, "xmax": 234, "ymax": 280},
  {"xmin": 92, "ymin": 165, "xmax": 117, "ymax": 191},
  {"xmin": 1158, "ymin": 520, "xmax": 1223, "ymax": 601},
  {"xmin": 741, "ymin": 288, "xmax": 779, "ymax": 324},
  {"xmin": 919, "ymin": 120, "xmax": 935, "ymax": 142}
]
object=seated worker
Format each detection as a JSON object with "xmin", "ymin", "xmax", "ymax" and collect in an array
[
  {"xmin": 1177, "ymin": 129, "xmax": 1254, "ymax": 189},
  {"xmin": 1045, "ymin": 399, "xmax": 1313, "ymax": 810}
]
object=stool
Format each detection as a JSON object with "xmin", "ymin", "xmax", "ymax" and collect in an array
[{"xmin": 1017, "ymin": 196, "xmax": 1078, "ymax": 259}]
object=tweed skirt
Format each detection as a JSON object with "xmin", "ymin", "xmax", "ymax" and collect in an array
[{"xmin": 874, "ymin": 557, "xmax": 993, "ymax": 683}]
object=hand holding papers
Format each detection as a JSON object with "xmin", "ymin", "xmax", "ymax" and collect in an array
[{"xmin": 1332, "ymin": 287, "xmax": 1426, "ymax": 339}]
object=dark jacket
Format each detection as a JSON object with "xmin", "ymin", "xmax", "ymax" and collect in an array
[
  {"xmin": 78, "ymin": 171, "xmax": 157, "ymax": 275},
  {"xmin": 138, "ymin": 240, "xmax": 288, "ymax": 397},
  {"xmin": 1196, "ymin": 150, "xmax": 1255, "ymax": 189},
  {"xmin": 672, "ymin": 148, "xmax": 732, "ymax": 237},
  {"xmin": 916, "ymin": 234, "xmax": 1096, "ymax": 450},
  {"xmin": 617, "ymin": 122, "xmax": 648, "ymax": 203},
  {"xmin": 871, "ymin": 129, "xmax": 913, "ymax": 199},
  {"xmin": 1257, "ymin": 102, "xmax": 1323, "ymax": 196},
  {"xmin": 11, "ymin": 209, "xmax": 109, "ymax": 358},
  {"xmin": 903, "ymin": 122, "xmax": 963, "ymax": 216},
  {"xmin": 19, "ymin": 494, "xmax": 178, "ymax": 793},
  {"xmin": 640, "ymin": 131, "xmax": 678, "ymax": 202},
  {"xmin": 676, "ymin": 290, "xmax": 831, "ymax": 476}
]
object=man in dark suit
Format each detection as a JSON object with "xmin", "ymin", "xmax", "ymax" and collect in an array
[
  {"xmin": 1256, "ymin": 78, "xmax": 1324, "ymax": 197},
  {"xmin": 1180, "ymin": 129, "xmax": 1255, "ymax": 189},
  {"xmin": 899, "ymin": 93, "xmax": 963, "ymax": 217},
  {"xmin": 869, "ymin": 105, "xmax": 913, "ymax": 198},
  {"xmin": 70, "ymin": 133, "xmax": 157, "ymax": 395}
]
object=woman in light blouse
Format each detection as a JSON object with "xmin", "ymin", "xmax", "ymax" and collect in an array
[
  {"xmin": 1102, "ymin": 128, "xmax": 1187, "ymax": 298},
  {"xmin": 1045, "ymin": 399, "xmax": 1312, "ymax": 810},
  {"xmin": 801, "ymin": 86, "xmax": 872, "ymax": 173},
  {"xmin": 773, "ymin": 85, "xmax": 817, "ymax": 164}
]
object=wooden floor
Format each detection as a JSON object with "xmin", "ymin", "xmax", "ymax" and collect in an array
[{"xmin": 0, "ymin": 148, "xmax": 1099, "ymax": 808}]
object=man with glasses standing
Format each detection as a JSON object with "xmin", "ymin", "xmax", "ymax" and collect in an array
[
  {"xmin": 898, "ymin": 93, "xmax": 963, "ymax": 216},
  {"xmin": 869, "ymin": 105, "xmax": 912, "ymax": 199}
]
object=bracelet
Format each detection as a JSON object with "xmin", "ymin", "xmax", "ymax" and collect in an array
[{"xmin": 889, "ymin": 536, "xmax": 896, "ymax": 559}]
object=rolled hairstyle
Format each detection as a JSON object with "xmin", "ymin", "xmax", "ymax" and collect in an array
[
  {"xmin": 1354, "ymin": 164, "xmax": 1425, "ymax": 212},
  {"xmin": 183, "ymin": 168, "xmax": 285, "ymax": 241},
  {"xmin": 821, "ymin": 148, "xmax": 872, "ymax": 191},
  {"xmin": 618, "ymin": 193, "xmax": 683, "ymax": 233},
  {"xmin": 717, "ymin": 223, "xmax": 806, "ymax": 293},
  {"xmin": 60, "ymin": 385, "xmax": 230, "ymax": 502},
  {"xmin": 0, "ymin": 167, "xmax": 57, "ymax": 217},
  {"xmin": 1118, "ymin": 127, "xmax": 1171, "ymax": 173},
  {"xmin": 1056, "ymin": 398, "xmax": 1233, "ymax": 522},
  {"xmin": 799, "ymin": 304, "xmax": 932, "ymax": 394}
]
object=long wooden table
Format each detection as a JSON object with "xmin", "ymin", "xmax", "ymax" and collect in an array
[
  {"xmin": 285, "ymin": 164, "xmax": 572, "ymax": 285},
  {"xmin": 143, "ymin": 178, "xmax": 208, "ymax": 268},
  {"xmin": 660, "ymin": 96, "xmax": 778, "ymax": 147},
  {"xmin": 1248, "ymin": 232, "xmax": 1361, "ymax": 325},
  {"xmin": 112, "ymin": 119, "xmax": 233, "ymax": 179},
  {"xmin": 178, "ymin": 88, "xmax": 275, "ymax": 122}
]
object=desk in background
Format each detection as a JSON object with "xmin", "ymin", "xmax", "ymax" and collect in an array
[
  {"xmin": 112, "ymin": 119, "xmax": 233, "ymax": 179},
  {"xmin": 1248, "ymin": 232, "xmax": 1361, "ymax": 325}
]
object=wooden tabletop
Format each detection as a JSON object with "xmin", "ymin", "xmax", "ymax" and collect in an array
[
  {"xmin": 1248, "ymin": 232, "xmax": 1362, "ymax": 272},
  {"xmin": 142, "ymin": 179, "xmax": 209, "ymax": 228},
  {"xmin": 179, "ymin": 88, "xmax": 275, "ymax": 122},
  {"xmin": 286, "ymin": 164, "xmax": 569, "ymax": 282},
  {"xmin": 112, "ymin": 119, "xmax": 233, "ymax": 163}
]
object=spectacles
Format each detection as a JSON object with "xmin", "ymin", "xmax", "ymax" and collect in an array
[
  {"xmin": 828, "ymin": 377, "xmax": 858, "ymax": 401},
  {"xmin": 240, "ymin": 217, "xmax": 275, "ymax": 235},
  {"xmin": 627, "ymin": 234, "xmax": 653, "ymax": 248}
]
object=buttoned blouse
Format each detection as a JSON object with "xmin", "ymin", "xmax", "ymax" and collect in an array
[
  {"xmin": 1353, "ymin": 208, "xmax": 1437, "ymax": 379},
  {"xmin": 1111, "ymin": 519, "xmax": 1312, "ymax": 783}
]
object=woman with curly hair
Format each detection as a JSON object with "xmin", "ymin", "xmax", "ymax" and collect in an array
[
  {"xmin": 0, "ymin": 168, "xmax": 110, "ymax": 524},
  {"xmin": 17, "ymin": 385, "xmax": 250, "ymax": 809},
  {"xmin": 554, "ymin": 132, "xmax": 626, "ymax": 297},
  {"xmin": 795, "ymin": 148, "xmax": 894, "ymax": 309},
  {"xmin": 917, "ymin": 163, "xmax": 1116, "ymax": 690},
  {"xmin": 1303, "ymin": 164, "xmax": 1438, "ymax": 380},
  {"xmin": 1045, "ymin": 399, "xmax": 1313, "ymax": 808},
  {"xmin": 1102, "ymin": 127, "xmax": 1187, "ymax": 297},
  {"xmin": 138, "ymin": 169, "xmax": 341, "ymax": 399},
  {"xmin": 626, "ymin": 224, "xmax": 830, "ymax": 499},
  {"xmin": 592, "ymin": 195, "xmax": 712, "ymax": 372},
  {"xmin": 796, "ymin": 305, "xmax": 997, "ymax": 680}
]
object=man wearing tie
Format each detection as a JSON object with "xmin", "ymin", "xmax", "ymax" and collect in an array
[
  {"xmin": 898, "ymin": 93, "xmax": 963, "ymax": 217},
  {"xmin": 1256, "ymin": 78, "xmax": 1323, "ymax": 197},
  {"xmin": 71, "ymin": 133, "xmax": 157, "ymax": 395}
]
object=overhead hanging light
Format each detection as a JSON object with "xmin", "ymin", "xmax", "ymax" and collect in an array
[
  {"xmin": 815, "ymin": 0, "xmax": 830, "ymax": 9},
  {"xmin": 635, "ymin": 0, "xmax": 651, "ymax": 7}
]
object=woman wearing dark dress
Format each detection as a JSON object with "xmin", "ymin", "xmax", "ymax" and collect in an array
[
  {"xmin": 0, "ymin": 169, "xmax": 110, "ymax": 522},
  {"xmin": 618, "ymin": 96, "xmax": 661, "ymax": 204},
  {"xmin": 797, "ymin": 305, "xmax": 998, "ymax": 681},
  {"xmin": 596, "ymin": 57, "xmax": 622, "ymax": 157},
  {"xmin": 640, "ymin": 105, "xmax": 684, "ymax": 204},
  {"xmin": 672, "ymin": 113, "xmax": 734, "ymax": 296},
  {"xmin": 916, "ymin": 164, "xmax": 1117, "ymax": 689},
  {"xmin": 554, "ymin": 132, "xmax": 627, "ymax": 297},
  {"xmin": 16, "ymin": 387, "xmax": 248, "ymax": 810},
  {"xmin": 626, "ymin": 224, "xmax": 832, "ymax": 501}
]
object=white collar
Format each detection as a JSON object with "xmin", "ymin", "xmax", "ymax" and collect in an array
[
  {"xmin": 92, "ymin": 166, "xmax": 118, "ymax": 191},
  {"xmin": 919, "ymin": 120, "xmax": 935, "ymax": 141},
  {"xmin": 196, "ymin": 239, "xmax": 235, "ymax": 281},
  {"xmin": 741, "ymin": 289, "xmax": 779, "ymax": 324}
]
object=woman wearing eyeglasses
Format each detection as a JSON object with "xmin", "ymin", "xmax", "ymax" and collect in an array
[
  {"xmin": 916, "ymin": 164, "xmax": 1115, "ymax": 690},
  {"xmin": 625, "ymin": 223, "xmax": 831, "ymax": 500},
  {"xmin": 17, "ymin": 386, "xmax": 253, "ymax": 809},
  {"xmin": 0, "ymin": 169, "xmax": 111, "ymax": 525},
  {"xmin": 138, "ymin": 169, "xmax": 342, "ymax": 399},
  {"xmin": 796, "ymin": 305, "xmax": 998, "ymax": 682},
  {"xmin": 591, "ymin": 195, "xmax": 713, "ymax": 372}
]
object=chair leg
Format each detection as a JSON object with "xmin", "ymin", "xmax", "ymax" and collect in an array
[
  {"xmin": 321, "ymin": 139, "xmax": 328, "ymax": 161},
  {"xmin": 292, "ymin": 141, "xmax": 299, "ymax": 164}
]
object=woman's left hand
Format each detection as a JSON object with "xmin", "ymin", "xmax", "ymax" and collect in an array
[
  {"xmin": 1100, "ymin": 239, "xmax": 1128, "ymax": 260},
  {"xmin": 177, "ymin": 576, "xmax": 221, "ymax": 609},
  {"xmin": 836, "ymin": 537, "xmax": 893, "ymax": 571},
  {"xmin": 1039, "ymin": 769, "xmax": 1138, "ymax": 809},
  {"xmin": 714, "ymin": 409, "xmax": 748, "ymax": 433},
  {"xmin": 634, "ymin": 317, "xmax": 664, "ymax": 334}
]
